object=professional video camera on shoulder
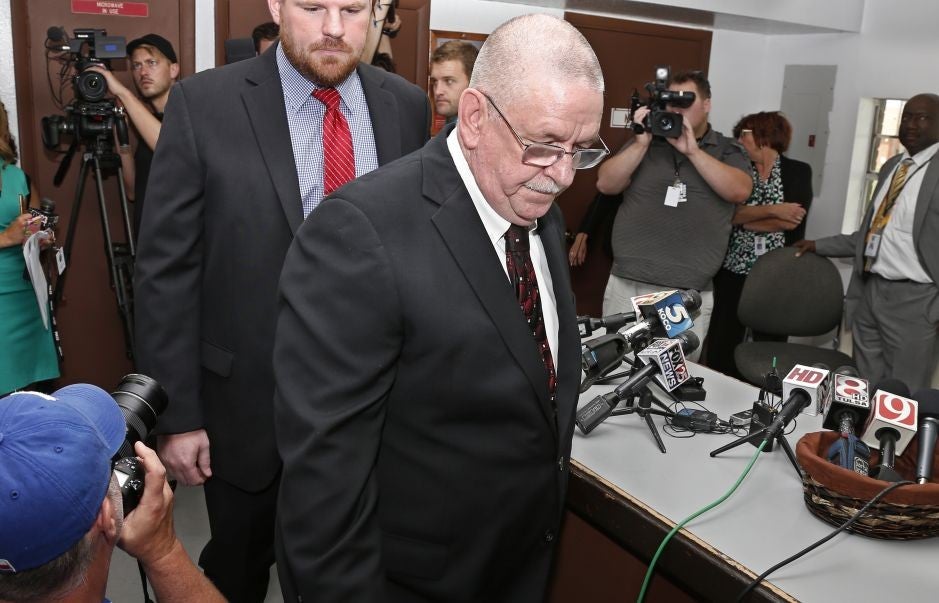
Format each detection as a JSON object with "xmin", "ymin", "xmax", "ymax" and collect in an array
[
  {"xmin": 628, "ymin": 65, "xmax": 696, "ymax": 139},
  {"xmin": 40, "ymin": 27, "xmax": 129, "ymax": 150}
]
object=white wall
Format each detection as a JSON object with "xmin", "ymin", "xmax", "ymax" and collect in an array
[
  {"xmin": 0, "ymin": 0, "xmax": 18, "ymax": 147},
  {"xmin": 430, "ymin": 0, "xmax": 561, "ymax": 32}
]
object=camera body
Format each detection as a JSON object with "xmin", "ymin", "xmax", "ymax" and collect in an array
[
  {"xmin": 110, "ymin": 374, "xmax": 168, "ymax": 514},
  {"xmin": 630, "ymin": 65, "xmax": 696, "ymax": 139},
  {"xmin": 41, "ymin": 28, "xmax": 128, "ymax": 151}
]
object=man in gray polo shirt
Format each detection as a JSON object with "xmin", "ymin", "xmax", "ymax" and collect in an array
[{"xmin": 596, "ymin": 70, "xmax": 752, "ymax": 360}]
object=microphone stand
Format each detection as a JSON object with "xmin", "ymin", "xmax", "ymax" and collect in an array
[
  {"xmin": 709, "ymin": 423, "xmax": 801, "ymax": 478},
  {"xmin": 611, "ymin": 387, "xmax": 675, "ymax": 453}
]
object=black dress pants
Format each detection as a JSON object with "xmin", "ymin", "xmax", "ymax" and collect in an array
[{"xmin": 199, "ymin": 473, "xmax": 279, "ymax": 603}]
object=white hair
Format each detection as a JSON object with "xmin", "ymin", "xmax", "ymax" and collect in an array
[{"xmin": 469, "ymin": 14, "xmax": 604, "ymax": 108}]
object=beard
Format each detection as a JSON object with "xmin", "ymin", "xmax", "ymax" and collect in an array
[{"xmin": 280, "ymin": 28, "xmax": 360, "ymax": 87}]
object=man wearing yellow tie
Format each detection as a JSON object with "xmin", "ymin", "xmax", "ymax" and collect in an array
[{"xmin": 795, "ymin": 93, "xmax": 939, "ymax": 390}]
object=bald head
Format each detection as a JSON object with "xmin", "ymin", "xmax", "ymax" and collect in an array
[
  {"xmin": 469, "ymin": 14, "xmax": 604, "ymax": 109},
  {"xmin": 899, "ymin": 93, "xmax": 939, "ymax": 156}
]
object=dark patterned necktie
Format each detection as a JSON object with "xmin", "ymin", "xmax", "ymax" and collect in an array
[
  {"xmin": 505, "ymin": 224, "xmax": 557, "ymax": 396},
  {"xmin": 312, "ymin": 87, "xmax": 355, "ymax": 195}
]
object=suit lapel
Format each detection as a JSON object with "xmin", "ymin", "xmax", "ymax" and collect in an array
[
  {"xmin": 913, "ymin": 157, "xmax": 939, "ymax": 243},
  {"xmin": 358, "ymin": 63, "xmax": 402, "ymax": 166},
  {"xmin": 241, "ymin": 53, "xmax": 303, "ymax": 234},
  {"xmin": 538, "ymin": 211, "xmax": 579, "ymax": 442},
  {"xmin": 424, "ymin": 134, "xmax": 559, "ymax": 437}
]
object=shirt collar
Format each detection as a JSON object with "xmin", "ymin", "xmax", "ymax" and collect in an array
[
  {"xmin": 904, "ymin": 141, "xmax": 939, "ymax": 166},
  {"xmin": 276, "ymin": 43, "xmax": 365, "ymax": 115},
  {"xmin": 445, "ymin": 128, "xmax": 538, "ymax": 246}
]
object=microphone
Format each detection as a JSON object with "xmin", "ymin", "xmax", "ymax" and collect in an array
[
  {"xmin": 823, "ymin": 366, "xmax": 873, "ymax": 475},
  {"xmin": 761, "ymin": 363, "xmax": 831, "ymax": 439},
  {"xmin": 630, "ymin": 289, "xmax": 701, "ymax": 339},
  {"xmin": 575, "ymin": 332, "xmax": 698, "ymax": 435},
  {"xmin": 861, "ymin": 379, "xmax": 918, "ymax": 482},
  {"xmin": 580, "ymin": 333, "xmax": 629, "ymax": 392},
  {"xmin": 577, "ymin": 312, "xmax": 637, "ymax": 338},
  {"xmin": 781, "ymin": 363, "xmax": 832, "ymax": 418},
  {"xmin": 912, "ymin": 389, "xmax": 939, "ymax": 484},
  {"xmin": 46, "ymin": 26, "xmax": 71, "ymax": 51}
]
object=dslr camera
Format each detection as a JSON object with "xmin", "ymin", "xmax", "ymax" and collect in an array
[
  {"xmin": 110, "ymin": 374, "xmax": 168, "ymax": 514},
  {"xmin": 629, "ymin": 65, "xmax": 696, "ymax": 139},
  {"xmin": 41, "ymin": 28, "xmax": 129, "ymax": 150}
]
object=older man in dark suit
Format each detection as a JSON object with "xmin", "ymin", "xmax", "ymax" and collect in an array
[
  {"xmin": 797, "ymin": 93, "xmax": 939, "ymax": 391},
  {"xmin": 273, "ymin": 13, "xmax": 609, "ymax": 602},
  {"xmin": 133, "ymin": 1, "xmax": 429, "ymax": 600}
]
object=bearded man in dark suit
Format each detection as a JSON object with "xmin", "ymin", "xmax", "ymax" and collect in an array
[
  {"xmin": 273, "ymin": 13, "xmax": 610, "ymax": 602},
  {"xmin": 133, "ymin": 1, "xmax": 429, "ymax": 600}
]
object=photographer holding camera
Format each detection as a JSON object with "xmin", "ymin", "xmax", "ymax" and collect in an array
[
  {"xmin": 85, "ymin": 34, "xmax": 179, "ymax": 237},
  {"xmin": 593, "ymin": 69, "xmax": 752, "ymax": 359},
  {"xmin": 0, "ymin": 384, "xmax": 224, "ymax": 603}
]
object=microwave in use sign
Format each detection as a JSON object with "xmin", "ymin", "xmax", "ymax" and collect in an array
[{"xmin": 71, "ymin": 1, "xmax": 150, "ymax": 17}]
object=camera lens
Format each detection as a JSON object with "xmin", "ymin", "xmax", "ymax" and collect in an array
[
  {"xmin": 657, "ymin": 114, "xmax": 676, "ymax": 131},
  {"xmin": 112, "ymin": 373, "xmax": 168, "ymax": 460},
  {"xmin": 75, "ymin": 70, "xmax": 108, "ymax": 102}
]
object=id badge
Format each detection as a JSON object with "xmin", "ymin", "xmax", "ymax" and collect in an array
[
  {"xmin": 664, "ymin": 185, "xmax": 681, "ymax": 207},
  {"xmin": 754, "ymin": 235, "xmax": 767, "ymax": 256},
  {"xmin": 864, "ymin": 234, "xmax": 881, "ymax": 258},
  {"xmin": 56, "ymin": 247, "xmax": 66, "ymax": 275}
]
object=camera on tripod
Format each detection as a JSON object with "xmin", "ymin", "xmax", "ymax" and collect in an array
[
  {"xmin": 629, "ymin": 65, "xmax": 696, "ymax": 138},
  {"xmin": 40, "ymin": 28, "xmax": 129, "ymax": 151}
]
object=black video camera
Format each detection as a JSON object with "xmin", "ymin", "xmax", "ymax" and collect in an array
[
  {"xmin": 629, "ymin": 65, "xmax": 696, "ymax": 139},
  {"xmin": 110, "ymin": 374, "xmax": 168, "ymax": 514},
  {"xmin": 40, "ymin": 28, "xmax": 128, "ymax": 152}
]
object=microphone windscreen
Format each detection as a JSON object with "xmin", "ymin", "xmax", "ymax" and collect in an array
[
  {"xmin": 681, "ymin": 289, "xmax": 702, "ymax": 312},
  {"xmin": 47, "ymin": 26, "xmax": 66, "ymax": 41},
  {"xmin": 676, "ymin": 330, "xmax": 699, "ymax": 354},
  {"xmin": 873, "ymin": 378, "xmax": 911, "ymax": 398},
  {"xmin": 913, "ymin": 389, "xmax": 939, "ymax": 420}
]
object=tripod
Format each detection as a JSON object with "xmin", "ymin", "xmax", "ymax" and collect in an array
[
  {"xmin": 709, "ymin": 420, "xmax": 801, "ymax": 478},
  {"xmin": 611, "ymin": 387, "xmax": 676, "ymax": 453},
  {"xmin": 53, "ymin": 133, "xmax": 136, "ymax": 360}
]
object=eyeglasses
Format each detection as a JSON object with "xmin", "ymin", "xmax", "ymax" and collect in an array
[
  {"xmin": 480, "ymin": 92, "xmax": 609, "ymax": 170},
  {"xmin": 131, "ymin": 59, "xmax": 160, "ymax": 72}
]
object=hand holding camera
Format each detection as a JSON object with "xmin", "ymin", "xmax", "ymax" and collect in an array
[{"xmin": 117, "ymin": 441, "xmax": 180, "ymax": 566}]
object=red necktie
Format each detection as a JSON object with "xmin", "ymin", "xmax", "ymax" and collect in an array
[
  {"xmin": 505, "ymin": 225, "xmax": 557, "ymax": 396},
  {"xmin": 312, "ymin": 87, "xmax": 355, "ymax": 195}
]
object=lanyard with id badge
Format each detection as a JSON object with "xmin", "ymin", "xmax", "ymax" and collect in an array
[
  {"xmin": 863, "ymin": 157, "xmax": 930, "ymax": 270},
  {"xmin": 664, "ymin": 149, "xmax": 688, "ymax": 208}
]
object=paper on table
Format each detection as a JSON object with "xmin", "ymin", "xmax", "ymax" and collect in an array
[{"xmin": 23, "ymin": 231, "xmax": 52, "ymax": 329}]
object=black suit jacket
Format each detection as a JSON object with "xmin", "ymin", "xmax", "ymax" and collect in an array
[
  {"xmin": 779, "ymin": 154, "xmax": 814, "ymax": 246},
  {"xmin": 134, "ymin": 48, "xmax": 429, "ymax": 491},
  {"xmin": 273, "ymin": 127, "xmax": 581, "ymax": 601}
]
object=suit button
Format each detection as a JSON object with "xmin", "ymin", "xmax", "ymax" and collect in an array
[
  {"xmin": 544, "ymin": 530, "xmax": 555, "ymax": 544},
  {"xmin": 558, "ymin": 456, "xmax": 565, "ymax": 471}
]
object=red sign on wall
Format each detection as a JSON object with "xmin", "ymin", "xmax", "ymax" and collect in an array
[{"xmin": 71, "ymin": 0, "xmax": 150, "ymax": 18}]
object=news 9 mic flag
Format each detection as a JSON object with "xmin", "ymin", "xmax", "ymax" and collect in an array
[
  {"xmin": 782, "ymin": 364, "xmax": 831, "ymax": 417},
  {"xmin": 861, "ymin": 389, "xmax": 919, "ymax": 456}
]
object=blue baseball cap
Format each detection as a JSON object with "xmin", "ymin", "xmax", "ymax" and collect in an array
[{"xmin": 0, "ymin": 385, "xmax": 125, "ymax": 573}]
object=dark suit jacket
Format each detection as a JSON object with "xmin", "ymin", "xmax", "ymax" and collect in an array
[
  {"xmin": 816, "ymin": 152, "xmax": 939, "ymax": 325},
  {"xmin": 134, "ymin": 48, "xmax": 430, "ymax": 491},
  {"xmin": 273, "ymin": 127, "xmax": 581, "ymax": 601},
  {"xmin": 780, "ymin": 154, "xmax": 814, "ymax": 246}
]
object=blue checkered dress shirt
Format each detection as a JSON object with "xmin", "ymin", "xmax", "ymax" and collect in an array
[{"xmin": 276, "ymin": 44, "xmax": 380, "ymax": 217}]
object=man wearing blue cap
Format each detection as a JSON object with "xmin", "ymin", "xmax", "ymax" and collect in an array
[{"xmin": 0, "ymin": 385, "xmax": 222, "ymax": 602}]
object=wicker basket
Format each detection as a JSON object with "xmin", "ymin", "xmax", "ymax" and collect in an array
[{"xmin": 795, "ymin": 431, "xmax": 939, "ymax": 540}]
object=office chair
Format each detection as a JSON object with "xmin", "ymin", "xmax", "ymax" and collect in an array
[{"xmin": 734, "ymin": 247, "xmax": 855, "ymax": 392}]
